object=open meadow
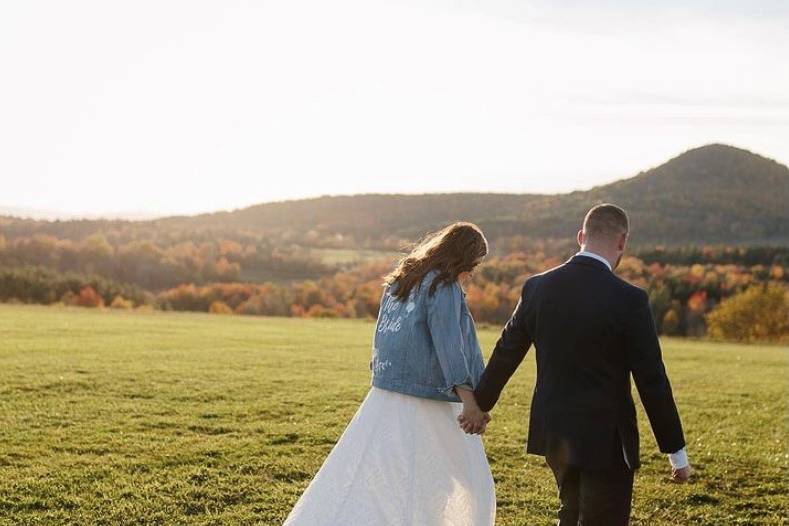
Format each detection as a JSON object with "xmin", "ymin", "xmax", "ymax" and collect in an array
[{"xmin": 0, "ymin": 304, "xmax": 787, "ymax": 525}]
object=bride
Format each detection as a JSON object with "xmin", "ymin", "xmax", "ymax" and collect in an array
[{"xmin": 283, "ymin": 221, "xmax": 496, "ymax": 526}]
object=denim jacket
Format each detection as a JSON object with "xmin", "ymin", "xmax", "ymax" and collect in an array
[{"xmin": 370, "ymin": 269, "xmax": 486, "ymax": 403}]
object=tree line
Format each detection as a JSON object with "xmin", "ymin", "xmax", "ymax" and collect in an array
[
  {"xmin": 1, "ymin": 250, "xmax": 786, "ymax": 342},
  {"xmin": 0, "ymin": 233, "xmax": 331, "ymax": 289}
]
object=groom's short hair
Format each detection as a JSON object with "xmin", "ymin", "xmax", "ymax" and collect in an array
[{"xmin": 583, "ymin": 203, "xmax": 629, "ymax": 239}]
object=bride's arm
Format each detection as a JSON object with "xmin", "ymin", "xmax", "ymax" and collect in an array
[{"xmin": 456, "ymin": 386, "xmax": 490, "ymax": 434}]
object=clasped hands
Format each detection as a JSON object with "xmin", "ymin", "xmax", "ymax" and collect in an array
[
  {"xmin": 457, "ymin": 402, "xmax": 491, "ymax": 435},
  {"xmin": 454, "ymin": 387, "xmax": 490, "ymax": 434}
]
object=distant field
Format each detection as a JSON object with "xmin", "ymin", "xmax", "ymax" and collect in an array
[
  {"xmin": 0, "ymin": 305, "xmax": 787, "ymax": 525},
  {"xmin": 309, "ymin": 247, "xmax": 399, "ymax": 265},
  {"xmin": 236, "ymin": 248, "xmax": 397, "ymax": 283}
]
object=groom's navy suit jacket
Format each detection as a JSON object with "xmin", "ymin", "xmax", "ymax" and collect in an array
[{"xmin": 474, "ymin": 255, "xmax": 685, "ymax": 470}]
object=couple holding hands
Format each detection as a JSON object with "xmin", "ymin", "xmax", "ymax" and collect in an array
[{"xmin": 285, "ymin": 203, "xmax": 690, "ymax": 526}]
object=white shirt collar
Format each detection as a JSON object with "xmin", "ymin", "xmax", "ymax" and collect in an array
[{"xmin": 575, "ymin": 250, "xmax": 613, "ymax": 271}]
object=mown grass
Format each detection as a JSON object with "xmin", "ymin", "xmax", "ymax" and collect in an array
[{"xmin": 0, "ymin": 304, "xmax": 787, "ymax": 525}]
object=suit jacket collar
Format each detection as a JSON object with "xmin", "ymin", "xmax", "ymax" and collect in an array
[{"xmin": 568, "ymin": 254, "xmax": 612, "ymax": 273}]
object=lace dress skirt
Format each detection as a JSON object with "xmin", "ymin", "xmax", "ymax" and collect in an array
[{"xmin": 283, "ymin": 386, "xmax": 496, "ymax": 526}]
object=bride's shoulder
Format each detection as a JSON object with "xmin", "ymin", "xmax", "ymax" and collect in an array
[{"xmin": 418, "ymin": 268, "xmax": 441, "ymax": 288}]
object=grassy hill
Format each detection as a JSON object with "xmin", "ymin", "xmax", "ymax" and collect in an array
[
  {"xmin": 155, "ymin": 143, "xmax": 789, "ymax": 246},
  {"xmin": 0, "ymin": 305, "xmax": 787, "ymax": 525},
  {"xmin": 2, "ymin": 144, "xmax": 788, "ymax": 248},
  {"xmin": 519, "ymin": 144, "xmax": 789, "ymax": 244}
]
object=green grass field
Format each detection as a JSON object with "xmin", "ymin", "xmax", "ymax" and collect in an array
[{"xmin": 0, "ymin": 305, "xmax": 787, "ymax": 525}]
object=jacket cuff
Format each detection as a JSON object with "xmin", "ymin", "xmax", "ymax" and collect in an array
[{"xmin": 438, "ymin": 380, "xmax": 473, "ymax": 397}]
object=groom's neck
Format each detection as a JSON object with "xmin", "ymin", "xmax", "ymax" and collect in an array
[{"xmin": 579, "ymin": 244, "xmax": 617, "ymax": 269}]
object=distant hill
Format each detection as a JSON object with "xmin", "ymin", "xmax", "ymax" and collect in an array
[
  {"xmin": 499, "ymin": 143, "xmax": 789, "ymax": 245},
  {"xmin": 0, "ymin": 206, "xmax": 156, "ymax": 221},
  {"xmin": 2, "ymin": 144, "xmax": 788, "ymax": 247}
]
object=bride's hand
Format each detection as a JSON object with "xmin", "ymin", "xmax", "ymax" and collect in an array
[
  {"xmin": 475, "ymin": 412, "xmax": 492, "ymax": 434},
  {"xmin": 454, "ymin": 387, "xmax": 490, "ymax": 434},
  {"xmin": 458, "ymin": 406, "xmax": 490, "ymax": 434}
]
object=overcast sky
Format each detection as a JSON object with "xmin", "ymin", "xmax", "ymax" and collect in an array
[{"xmin": 1, "ymin": 0, "xmax": 788, "ymax": 218}]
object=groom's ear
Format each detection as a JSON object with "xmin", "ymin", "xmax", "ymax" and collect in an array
[
  {"xmin": 617, "ymin": 232, "xmax": 628, "ymax": 251},
  {"xmin": 576, "ymin": 229, "xmax": 584, "ymax": 247}
]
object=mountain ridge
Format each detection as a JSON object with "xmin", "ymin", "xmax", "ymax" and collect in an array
[{"xmin": 2, "ymin": 143, "xmax": 788, "ymax": 247}]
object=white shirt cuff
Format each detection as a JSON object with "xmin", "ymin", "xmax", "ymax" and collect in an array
[{"xmin": 668, "ymin": 447, "xmax": 689, "ymax": 469}]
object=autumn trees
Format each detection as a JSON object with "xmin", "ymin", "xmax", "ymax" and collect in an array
[
  {"xmin": 707, "ymin": 284, "xmax": 789, "ymax": 343},
  {"xmin": 1, "ymin": 234, "xmax": 787, "ymax": 342}
]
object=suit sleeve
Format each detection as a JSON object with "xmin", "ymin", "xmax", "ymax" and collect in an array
[
  {"xmin": 625, "ymin": 289, "xmax": 686, "ymax": 454},
  {"xmin": 473, "ymin": 280, "xmax": 534, "ymax": 412}
]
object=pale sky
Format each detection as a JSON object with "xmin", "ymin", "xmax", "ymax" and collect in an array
[{"xmin": 1, "ymin": 0, "xmax": 788, "ymax": 218}]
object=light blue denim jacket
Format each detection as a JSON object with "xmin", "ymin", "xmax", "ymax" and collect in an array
[{"xmin": 370, "ymin": 269, "xmax": 486, "ymax": 403}]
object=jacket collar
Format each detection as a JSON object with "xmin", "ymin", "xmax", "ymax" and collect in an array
[{"xmin": 568, "ymin": 254, "xmax": 613, "ymax": 273}]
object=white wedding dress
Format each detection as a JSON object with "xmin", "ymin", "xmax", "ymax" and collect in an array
[{"xmin": 283, "ymin": 386, "xmax": 496, "ymax": 526}]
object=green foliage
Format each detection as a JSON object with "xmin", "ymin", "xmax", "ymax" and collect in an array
[
  {"xmin": 634, "ymin": 246, "xmax": 789, "ymax": 267},
  {"xmin": 0, "ymin": 305, "xmax": 786, "ymax": 525},
  {"xmin": 662, "ymin": 309, "xmax": 681, "ymax": 336},
  {"xmin": 0, "ymin": 266, "xmax": 151, "ymax": 307},
  {"xmin": 707, "ymin": 283, "xmax": 789, "ymax": 343},
  {"xmin": 0, "ymin": 233, "xmax": 329, "ymax": 289}
]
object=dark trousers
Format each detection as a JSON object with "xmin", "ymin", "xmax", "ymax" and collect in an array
[{"xmin": 546, "ymin": 454, "xmax": 634, "ymax": 526}]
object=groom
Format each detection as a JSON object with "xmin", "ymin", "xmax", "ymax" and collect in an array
[{"xmin": 463, "ymin": 203, "xmax": 691, "ymax": 525}]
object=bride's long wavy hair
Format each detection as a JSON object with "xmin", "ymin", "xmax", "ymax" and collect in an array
[{"xmin": 384, "ymin": 222, "xmax": 488, "ymax": 301}]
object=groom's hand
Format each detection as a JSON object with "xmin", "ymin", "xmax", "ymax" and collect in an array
[
  {"xmin": 479, "ymin": 412, "xmax": 491, "ymax": 434},
  {"xmin": 454, "ymin": 386, "xmax": 490, "ymax": 434},
  {"xmin": 457, "ymin": 410, "xmax": 491, "ymax": 435}
]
